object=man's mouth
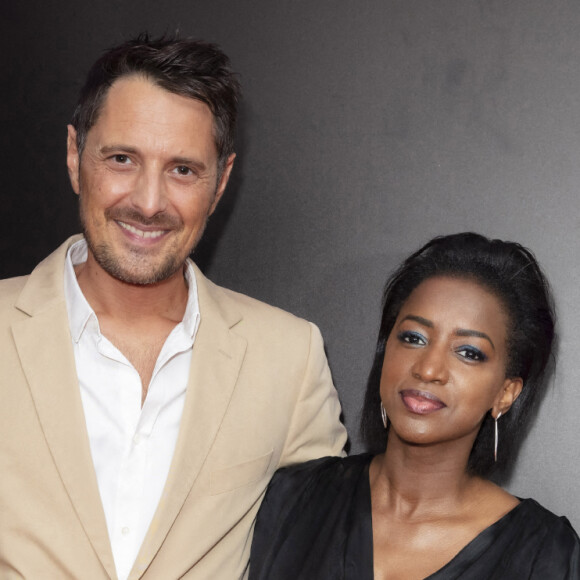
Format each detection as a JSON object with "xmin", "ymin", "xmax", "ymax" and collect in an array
[{"xmin": 117, "ymin": 221, "xmax": 167, "ymax": 239}]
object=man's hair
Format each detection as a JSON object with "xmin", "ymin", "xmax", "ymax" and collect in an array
[
  {"xmin": 360, "ymin": 232, "xmax": 555, "ymax": 478},
  {"xmin": 71, "ymin": 33, "xmax": 240, "ymax": 175}
]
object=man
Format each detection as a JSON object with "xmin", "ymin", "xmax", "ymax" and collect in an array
[{"xmin": 0, "ymin": 35, "xmax": 346, "ymax": 579}]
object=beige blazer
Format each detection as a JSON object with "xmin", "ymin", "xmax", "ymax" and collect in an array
[{"xmin": 0, "ymin": 236, "xmax": 347, "ymax": 579}]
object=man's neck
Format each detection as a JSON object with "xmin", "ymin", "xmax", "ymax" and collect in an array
[{"xmin": 74, "ymin": 253, "xmax": 189, "ymax": 325}]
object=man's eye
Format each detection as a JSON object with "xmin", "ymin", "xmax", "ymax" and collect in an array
[
  {"xmin": 112, "ymin": 154, "xmax": 130, "ymax": 164},
  {"xmin": 174, "ymin": 166, "xmax": 193, "ymax": 176}
]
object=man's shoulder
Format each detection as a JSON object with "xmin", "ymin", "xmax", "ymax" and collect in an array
[
  {"xmin": 0, "ymin": 274, "xmax": 29, "ymax": 293},
  {"xmin": 194, "ymin": 265, "xmax": 316, "ymax": 335},
  {"xmin": 0, "ymin": 275, "xmax": 29, "ymax": 310},
  {"xmin": 219, "ymin": 284, "xmax": 306, "ymax": 323},
  {"xmin": 0, "ymin": 237, "xmax": 76, "ymax": 316}
]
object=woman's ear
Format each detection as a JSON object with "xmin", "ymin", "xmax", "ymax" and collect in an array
[{"xmin": 492, "ymin": 377, "xmax": 523, "ymax": 418}]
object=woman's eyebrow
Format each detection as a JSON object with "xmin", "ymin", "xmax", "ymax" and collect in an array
[
  {"xmin": 455, "ymin": 328, "xmax": 495, "ymax": 350},
  {"xmin": 401, "ymin": 314, "xmax": 433, "ymax": 328}
]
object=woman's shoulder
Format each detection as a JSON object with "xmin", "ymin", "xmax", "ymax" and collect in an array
[
  {"xmin": 515, "ymin": 498, "xmax": 580, "ymax": 571},
  {"xmin": 250, "ymin": 454, "xmax": 375, "ymax": 580},
  {"xmin": 270, "ymin": 453, "xmax": 374, "ymax": 491},
  {"xmin": 518, "ymin": 498, "xmax": 578, "ymax": 532},
  {"xmin": 257, "ymin": 453, "xmax": 374, "ymax": 528}
]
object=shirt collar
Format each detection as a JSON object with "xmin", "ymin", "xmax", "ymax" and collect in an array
[
  {"xmin": 64, "ymin": 238, "xmax": 200, "ymax": 343},
  {"xmin": 181, "ymin": 259, "xmax": 200, "ymax": 340}
]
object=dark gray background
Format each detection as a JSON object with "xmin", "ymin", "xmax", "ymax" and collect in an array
[{"xmin": 2, "ymin": 1, "xmax": 579, "ymax": 528}]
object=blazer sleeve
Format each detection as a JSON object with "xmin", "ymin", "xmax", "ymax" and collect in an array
[{"xmin": 278, "ymin": 322, "xmax": 347, "ymax": 466}]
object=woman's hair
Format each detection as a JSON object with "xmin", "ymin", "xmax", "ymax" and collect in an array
[{"xmin": 360, "ymin": 232, "xmax": 555, "ymax": 477}]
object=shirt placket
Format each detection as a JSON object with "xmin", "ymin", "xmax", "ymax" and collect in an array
[{"xmin": 97, "ymin": 340, "xmax": 149, "ymax": 579}]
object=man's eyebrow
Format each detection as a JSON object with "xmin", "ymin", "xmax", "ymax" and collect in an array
[
  {"xmin": 100, "ymin": 144, "xmax": 139, "ymax": 155},
  {"xmin": 171, "ymin": 156, "xmax": 208, "ymax": 172},
  {"xmin": 455, "ymin": 328, "xmax": 495, "ymax": 350}
]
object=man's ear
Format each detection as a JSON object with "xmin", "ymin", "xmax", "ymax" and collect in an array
[
  {"xmin": 492, "ymin": 377, "xmax": 524, "ymax": 419},
  {"xmin": 66, "ymin": 125, "xmax": 81, "ymax": 195},
  {"xmin": 209, "ymin": 153, "xmax": 236, "ymax": 215}
]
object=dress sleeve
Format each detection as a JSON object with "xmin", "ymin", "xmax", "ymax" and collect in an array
[
  {"xmin": 249, "ymin": 459, "xmax": 330, "ymax": 580},
  {"xmin": 278, "ymin": 322, "xmax": 347, "ymax": 465},
  {"xmin": 530, "ymin": 516, "xmax": 580, "ymax": 579},
  {"xmin": 249, "ymin": 456, "xmax": 374, "ymax": 580}
]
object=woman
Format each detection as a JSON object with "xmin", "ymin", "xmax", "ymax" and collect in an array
[{"xmin": 250, "ymin": 233, "xmax": 580, "ymax": 579}]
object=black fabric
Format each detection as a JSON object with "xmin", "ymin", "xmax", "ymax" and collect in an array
[{"xmin": 250, "ymin": 454, "xmax": 580, "ymax": 579}]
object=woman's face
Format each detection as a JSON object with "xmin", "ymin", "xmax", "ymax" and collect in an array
[{"xmin": 380, "ymin": 276, "xmax": 522, "ymax": 447}]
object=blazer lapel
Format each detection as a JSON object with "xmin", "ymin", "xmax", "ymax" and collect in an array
[
  {"xmin": 133, "ymin": 264, "xmax": 247, "ymax": 574},
  {"xmin": 12, "ymin": 237, "xmax": 117, "ymax": 579}
]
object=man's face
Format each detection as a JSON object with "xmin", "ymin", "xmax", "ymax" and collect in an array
[{"xmin": 67, "ymin": 75, "xmax": 234, "ymax": 285}]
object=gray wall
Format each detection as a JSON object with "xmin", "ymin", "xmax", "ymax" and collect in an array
[{"xmin": 3, "ymin": 1, "xmax": 579, "ymax": 527}]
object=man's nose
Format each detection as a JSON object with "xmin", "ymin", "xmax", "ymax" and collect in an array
[{"xmin": 131, "ymin": 167, "xmax": 168, "ymax": 217}]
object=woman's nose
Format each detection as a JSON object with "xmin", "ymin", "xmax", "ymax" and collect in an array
[{"xmin": 411, "ymin": 345, "xmax": 449, "ymax": 384}]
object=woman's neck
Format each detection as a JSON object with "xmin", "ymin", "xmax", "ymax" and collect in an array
[{"xmin": 369, "ymin": 433, "xmax": 484, "ymax": 519}]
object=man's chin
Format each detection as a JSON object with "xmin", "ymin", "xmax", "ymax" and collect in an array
[
  {"xmin": 90, "ymin": 247, "xmax": 184, "ymax": 286},
  {"xmin": 106, "ymin": 262, "xmax": 184, "ymax": 286}
]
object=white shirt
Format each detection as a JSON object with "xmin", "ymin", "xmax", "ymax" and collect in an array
[{"xmin": 64, "ymin": 239, "xmax": 200, "ymax": 580}]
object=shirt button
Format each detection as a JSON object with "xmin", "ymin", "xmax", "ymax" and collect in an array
[
  {"xmin": 133, "ymin": 434, "xmax": 141, "ymax": 445},
  {"xmin": 121, "ymin": 526, "xmax": 130, "ymax": 536}
]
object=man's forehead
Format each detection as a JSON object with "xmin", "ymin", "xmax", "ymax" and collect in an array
[
  {"xmin": 100, "ymin": 74, "xmax": 209, "ymax": 113},
  {"xmin": 89, "ymin": 76, "xmax": 216, "ymax": 138}
]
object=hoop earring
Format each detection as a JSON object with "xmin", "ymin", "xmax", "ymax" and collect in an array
[
  {"xmin": 380, "ymin": 402, "xmax": 388, "ymax": 429},
  {"xmin": 494, "ymin": 411, "xmax": 502, "ymax": 462}
]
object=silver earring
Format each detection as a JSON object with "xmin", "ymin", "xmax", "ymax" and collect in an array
[
  {"xmin": 380, "ymin": 402, "xmax": 388, "ymax": 429},
  {"xmin": 494, "ymin": 411, "xmax": 502, "ymax": 462}
]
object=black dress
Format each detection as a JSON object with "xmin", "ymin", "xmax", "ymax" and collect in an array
[{"xmin": 250, "ymin": 454, "xmax": 580, "ymax": 579}]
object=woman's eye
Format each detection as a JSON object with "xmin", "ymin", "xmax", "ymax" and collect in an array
[
  {"xmin": 457, "ymin": 346, "xmax": 487, "ymax": 362},
  {"xmin": 397, "ymin": 331, "xmax": 426, "ymax": 346}
]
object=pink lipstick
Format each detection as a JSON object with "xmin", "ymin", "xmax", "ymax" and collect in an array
[{"xmin": 400, "ymin": 390, "xmax": 446, "ymax": 415}]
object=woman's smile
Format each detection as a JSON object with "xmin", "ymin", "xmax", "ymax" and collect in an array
[{"xmin": 399, "ymin": 389, "xmax": 447, "ymax": 415}]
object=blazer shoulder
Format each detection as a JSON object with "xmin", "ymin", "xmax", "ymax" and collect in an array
[
  {"xmin": 2, "ymin": 236, "xmax": 80, "ymax": 317},
  {"xmin": 194, "ymin": 264, "xmax": 316, "ymax": 337},
  {"xmin": 220, "ymin": 285, "xmax": 309, "ymax": 324},
  {"xmin": 0, "ymin": 274, "xmax": 29, "ymax": 293},
  {"xmin": 0, "ymin": 275, "xmax": 29, "ymax": 312},
  {"xmin": 216, "ymin": 285, "xmax": 322, "ymax": 355}
]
